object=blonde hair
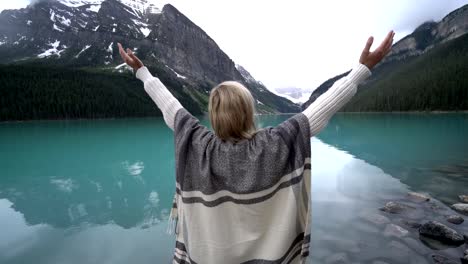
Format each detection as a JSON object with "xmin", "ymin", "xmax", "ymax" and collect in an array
[{"xmin": 208, "ymin": 81, "xmax": 257, "ymax": 142}]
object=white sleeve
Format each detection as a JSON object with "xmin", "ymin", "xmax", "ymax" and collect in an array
[
  {"xmin": 302, "ymin": 63, "xmax": 371, "ymax": 137},
  {"xmin": 136, "ymin": 66, "xmax": 183, "ymax": 131}
]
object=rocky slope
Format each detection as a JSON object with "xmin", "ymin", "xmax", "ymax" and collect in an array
[
  {"xmin": 0, "ymin": 0, "xmax": 299, "ymax": 121},
  {"xmin": 303, "ymin": 4, "xmax": 468, "ymax": 111}
]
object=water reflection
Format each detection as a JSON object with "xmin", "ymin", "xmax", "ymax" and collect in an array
[
  {"xmin": 0, "ymin": 199, "xmax": 174, "ymax": 264},
  {"xmin": 318, "ymin": 113, "xmax": 468, "ymax": 205},
  {"xmin": 0, "ymin": 118, "xmax": 176, "ymax": 230}
]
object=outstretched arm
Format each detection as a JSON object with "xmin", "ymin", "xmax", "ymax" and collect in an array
[
  {"xmin": 303, "ymin": 30, "xmax": 395, "ymax": 137},
  {"xmin": 118, "ymin": 43, "xmax": 183, "ymax": 130}
]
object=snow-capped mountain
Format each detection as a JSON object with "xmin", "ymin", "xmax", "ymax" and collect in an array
[{"xmin": 0, "ymin": 0, "xmax": 300, "ymax": 117}]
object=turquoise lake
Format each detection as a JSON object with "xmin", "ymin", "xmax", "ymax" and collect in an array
[{"xmin": 1, "ymin": 113, "xmax": 467, "ymax": 264}]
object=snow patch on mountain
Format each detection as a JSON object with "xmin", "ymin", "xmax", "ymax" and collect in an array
[
  {"xmin": 38, "ymin": 40, "xmax": 66, "ymax": 58},
  {"xmin": 235, "ymin": 64, "xmax": 256, "ymax": 83},
  {"xmin": 50, "ymin": 10, "xmax": 56, "ymax": 22},
  {"xmin": 87, "ymin": 4, "xmax": 101, "ymax": 13},
  {"xmin": 115, "ymin": 63, "xmax": 132, "ymax": 72},
  {"xmin": 53, "ymin": 24, "xmax": 64, "ymax": 32},
  {"xmin": 119, "ymin": 0, "xmax": 146, "ymax": 12},
  {"xmin": 13, "ymin": 36, "xmax": 26, "ymax": 45},
  {"xmin": 56, "ymin": 14, "xmax": 71, "ymax": 27},
  {"xmin": 58, "ymin": 0, "xmax": 103, "ymax": 8},
  {"xmin": 165, "ymin": 65, "xmax": 187, "ymax": 79},
  {"xmin": 107, "ymin": 42, "xmax": 113, "ymax": 53},
  {"xmin": 77, "ymin": 20, "xmax": 87, "ymax": 28},
  {"xmin": 131, "ymin": 18, "xmax": 147, "ymax": 27},
  {"xmin": 75, "ymin": 45, "xmax": 91, "ymax": 58},
  {"xmin": 140, "ymin": 27, "xmax": 151, "ymax": 37}
]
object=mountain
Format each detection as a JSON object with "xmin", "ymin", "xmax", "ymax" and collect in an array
[
  {"xmin": 274, "ymin": 87, "xmax": 313, "ymax": 104},
  {"xmin": 0, "ymin": 0, "xmax": 300, "ymax": 121},
  {"xmin": 302, "ymin": 4, "xmax": 468, "ymax": 111}
]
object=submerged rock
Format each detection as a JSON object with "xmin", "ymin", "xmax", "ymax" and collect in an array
[
  {"xmin": 324, "ymin": 252, "xmax": 348, "ymax": 264},
  {"xmin": 399, "ymin": 219, "xmax": 422, "ymax": 229},
  {"xmin": 446, "ymin": 215, "xmax": 464, "ymax": 225},
  {"xmin": 380, "ymin": 201, "xmax": 413, "ymax": 214},
  {"xmin": 407, "ymin": 192, "xmax": 430, "ymax": 202},
  {"xmin": 359, "ymin": 212, "xmax": 390, "ymax": 225},
  {"xmin": 386, "ymin": 240, "xmax": 426, "ymax": 264},
  {"xmin": 352, "ymin": 221, "xmax": 380, "ymax": 234},
  {"xmin": 419, "ymin": 221, "xmax": 465, "ymax": 246},
  {"xmin": 452, "ymin": 203, "xmax": 468, "ymax": 214},
  {"xmin": 320, "ymin": 237, "xmax": 361, "ymax": 254},
  {"xmin": 402, "ymin": 237, "xmax": 429, "ymax": 255},
  {"xmin": 459, "ymin": 195, "xmax": 468, "ymax": 203},
  {"xmin": 432, "ymin": 254, "xmax": 459, "ymax": 264},
  {"xmin": 383, "ymin": 224, "xmax": 408, "ymax": 238}
]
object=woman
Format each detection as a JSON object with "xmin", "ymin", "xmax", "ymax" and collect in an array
[{"xmin": 118, "ymin": 30, "xmax": 394, "ymax": 264}]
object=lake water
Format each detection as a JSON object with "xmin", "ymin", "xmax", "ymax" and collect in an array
[{"xmin": 1, "ymin": 113, "xmax": 467, "ymax": 264}]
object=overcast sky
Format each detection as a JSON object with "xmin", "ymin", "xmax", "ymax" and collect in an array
[{"xmin": 1, "ymin": 0, "xmax": 467, "ymax": 91}]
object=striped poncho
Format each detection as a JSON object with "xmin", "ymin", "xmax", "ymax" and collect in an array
[{"xmin": 170, "ymin": 108, "xmax": 312, "ymax": 264}]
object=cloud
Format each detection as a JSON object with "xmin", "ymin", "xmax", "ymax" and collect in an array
[{"xmin": 391, "ymin": 0, "xmax": 467, "ymax": 32}]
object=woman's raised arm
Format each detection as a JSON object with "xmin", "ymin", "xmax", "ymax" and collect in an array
[
  {"xmin": 118, "ymin": 43, "xmax": 183, "ymax": 130},
  {"xmin": 303, "ymin": 30, "xmax": 395, "ymax": 137}
]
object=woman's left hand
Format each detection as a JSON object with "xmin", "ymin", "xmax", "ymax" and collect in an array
[{"xmin": 118, "ymin": 43, "xmax": 144, "ymax": 71}]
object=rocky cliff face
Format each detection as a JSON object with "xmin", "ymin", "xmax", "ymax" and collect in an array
[
  {"xmin": 385, "ymin": 4, "xmax": 468, "ymax": 63},
  {"xmin": 0, "ymin": 0, "xmax": 299, "ymax": 115},
  {"xmin": 302, "ymin": 4, "xmax": 468, "ymax": 110}
]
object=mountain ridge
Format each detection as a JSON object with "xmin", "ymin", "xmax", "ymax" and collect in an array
[
  {"xmin": 302, "ymin": 4, "xmax": 468, "ymax": 111},
  {"xmin": 0, "ymin": 0, "xmax": 299, "ymax": 121}
]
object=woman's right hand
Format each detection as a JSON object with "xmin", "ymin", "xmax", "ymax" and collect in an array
[
  {"xmin": 118, "ymin": 42, "xmax": 144, "ymax": 71},
  {"xmin": 359, "ymin": 30, "xmax": 395, "ymax": 70}
]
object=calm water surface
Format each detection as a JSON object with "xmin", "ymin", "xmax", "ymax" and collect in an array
[{"xmin": 1, "ymin": 113, "xmax": 467, "ymax": 264}]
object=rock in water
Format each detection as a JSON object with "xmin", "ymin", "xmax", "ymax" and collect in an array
[
  {"xmin": 432, "ymin": 254, "xmax": 459, "ymax": 264},
  {"xmin": 380, "ymin": 201, "xmax": 412, "ymax": 214},
  {"xmin": 459, "ymin": 195, "xmax": 468, "ymax": 203},
  {"xmin": 446, "ymin": 215, "xmax": 464, "ymax": 224},
  {"xmin": 324, "ymin": 252, "xmax": 348, "ymax": 264},
  {"xmin": 407, "ymin": 192, "xmax": 430, "ymax": 202},
  {"xmin": 359, "ymin": 212, "xmax": 390, "ymax": 225},
  {"xmin": 399, "ymin": 219, "xmax": 422, "ymax": 229},
  {"xmin": 452, "ymin": 203, "xmax": 468, "ymax": 214},
  {"xmin": 461, "ymin": 255, "xmax": 468, "ymax": 264},
  {"xmin": 383, "ymin": 224, "xmax": 409, "ymax": 238},
  {"xmin": 419, "ymin": 221, "xmax": 465, "ymax": 246}
]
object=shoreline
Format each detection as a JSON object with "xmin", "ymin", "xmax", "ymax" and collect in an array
[{"xmin": 1, "ymin": 110, "xmax": 467, "ymax": 124}]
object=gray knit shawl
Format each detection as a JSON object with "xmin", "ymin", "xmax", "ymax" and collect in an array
[{"xmin": 171, "ymin": 108, "xmax": 312, "ymax": 264}]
